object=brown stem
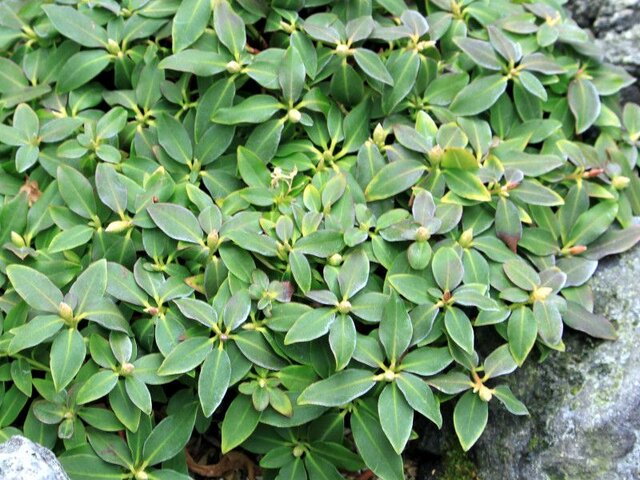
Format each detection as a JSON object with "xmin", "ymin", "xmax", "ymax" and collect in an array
[{"xmin": 185, "ymin": 449, "xmax": 257, "ymax": 479}]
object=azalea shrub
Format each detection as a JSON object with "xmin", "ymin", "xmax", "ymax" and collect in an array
[{"xmin": 1, "ymin": 0, "xmax": 639, "ymax": 478}]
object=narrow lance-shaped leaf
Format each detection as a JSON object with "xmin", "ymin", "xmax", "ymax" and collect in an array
[
  {"xmin": 568, "ymin": 77, "xmax": 601, "ymax": 134},
  {"xmin": 172, "ymin": 0, "xmax": 212, "ymax": 52},
  {"xmin": 298, "ymin": 369, "xmax": 376, "ymax": 407}
]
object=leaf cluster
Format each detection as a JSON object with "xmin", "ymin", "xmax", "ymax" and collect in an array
[{"xmin": 0, "ymin": 0, "xmax": 639, "ymax": 478}]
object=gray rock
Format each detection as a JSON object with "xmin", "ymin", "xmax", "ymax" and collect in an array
[
  {"xmin": 0, "ymin": 436, "xmax": 69, "ymax": 480},
  {"xmin": 474, "ymin": 246, "xmax": 640, "ymax": 480},
  {"xmin": 565, "ymin": 0, "xmax": 640, "ymax": 103}
]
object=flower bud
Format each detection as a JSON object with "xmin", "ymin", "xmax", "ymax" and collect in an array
[
  {"xmin": 428, "ymin": 145, "xmax": 444, "ymax": 163},
  {"xmin": 121, "ymin": 362, "xmax": 135, "ymax": 376},
  {"xmin": 415, "ymin": 226, "xmax": 430, "ymax": 242},
  {"xmin": 58, "ymin": 302, "xmax": 74, "ymax": 322},
  {"xmin": 328, "ymin": 253, "xmax": 343, "ymax": 266},
  {"xmin": 531, "ymin": 286, "xmax": 553, "ymax": 302},
  {"xmin": 10, "ymin": 231, "xmax": 25, "ymax": 248},
  {"xmin": 335, "ymin": 44, "xmax": 350, "ymax": 57},
  {"xmin": 582, "ymin": 168, "xmax": 604, "ymax": 178},
  {"xmin": 293, "ymin": 446, "xmax": 305, "ymax": 458},
  {"xmin": 562, "ymin": 245, "xmax": 587, "ymax": 255},
  {"xmin": 478, "ymin": 384, "xmax": 493, "ymax": 402},
  {"xmin": 336, "ymin": 300, "xmax": 352, "ymax": 314},
  {"xmin": 612, "ymin": 175, "xmax": 630, "ymax": 190},
  {"xmin": 106, "ymin": 39, "xmax": 120, "ymax": 55},
  {"xmin": 288, "ymin": 109, "xmax": 302, "ymax": 123},
  {"xmin": 226, "ymin": 60, "xmax": 242, "ymax": 74},
  {"xmin": 207, "ymin": 230, "xmax": 219, "ymax": 249},
  {"xmin": 135, "ymin": 472, "xmax": 149, "ymax": 480},
  {"xmin": 383, "ymin": 370, "xmax": 396, "ymax": 382},
  {"xmin": 105, "ymin": 220, "xmax": 132, "ymax": 233},
  {"xmin": 459, "ymin": 228, "xmax": 474, "ymax": 248},
  {"xmin": 373, "ymin": 123, "xmax": 387, "ymax": 145}
]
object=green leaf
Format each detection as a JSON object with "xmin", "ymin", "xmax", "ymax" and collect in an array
[
  {"xmin": 77, "ymin": 370, "xmax": 119, "ymax": 405},
  {"xmin": 483, "ymin": 344, "xmax": 517, "ymax": 378},
  {"xmin": 57, "ymin": 50, "xmax": 111, "ymax": 93},
  {"xmin": 279, "ymin": 46, "xmax": 305, "ymax": 102},
  {"xmin": 298, "ymin": 369, "xmax": 376, "ymax": 407},
  {"xmin": 212, "ymin": 95, "xmax": 282, "ymax": 124},
  {"xmin": 432, "ymin": 247, "xmax": 464, "ymax": 291},
  {"xmin": 147, "ymin": 203, "xmax": 203, "ymax": 244},
  {"xmin": 364, "ymin": 160, "xmax": 425, "ymax": 202},
  {"xmin": 50, "ymin": 328, "xmax": 86, "ymax": 392},
  {"xmin": 158, "ymin": 337, "xmax": 213, "ymax": 375},
  {"xmin": 400, "ymin": 347, "xmax": 453, "ymax": 376},
  {"xmin": 172, "ymin": 0, "xmax": 212, "ymax": 52},
  {"xmin": 396, "ymin": 372, "xmax": 442, "ymax": 427},
  {"xmin": 234, "ymin": 331, "xmax": 288, "ymax": 370},
  {"xmin": 354, "ymin": 48, "xmax": 394, "ymax": 85},
  {"xmin": 60, "ymin": 453, "xmax": 124, "ymax": 480},
  {"xmin": 351, "ymin": 407, "xmax": 404, "ymax": 480},
  {"xmin": 143, "ymin": 409, "xmax": 196, "ymax": 465},
  {"xmin": 443, "ymin": 169, "xmax": 491, "ymax": 201},
  {"xmin": 125, "ymin": 375, "xmax": 152, "ymax": 415},
  {"xmin": 445, "ymin": 307, "xmax": 474, "ymax": 354},
  {"xmin": 160, "ymin": 50, "xmax": 230, "ymax": 76},
  {"xmin": 289, "ymin": 251, "xmax": 312, "ymax": 293},
  {"xmin": 449, "ymin": 74, "xmax": 508, "ymax": 116},
  {"xmin": 285, "ymin": 308, "xmax": 336, "ymax": 344},
  {"xmin": 568, "ymin": 78, "xmax": 601, "ymax": 134},
  {"xmin": 223, "ymin": 290, "xmax": 251, "ymax": 330},
  {"xmin": 533, "ymin": 300, "xmax": 563, "ymax": 346},
  {"xmin": 0, "ymin": 58, "xmax": 28, "ymax": 93},
  {"xmin": 424, "ymin": 72, "xmax": 469, "ymax": 106},
  {"xmin": 493, "ymin": 385, "xmax": 529, "ymax": 415},
  {"xmin": 337, "ymin": 249, "xmax": 369, "ymax": 299},
  {"xmin": 57, "ymin": 165, "xmax": 97, "ymax": 219},
  {"xmin": 95, "ymin": 164, "xmax": 127, "ymax": 214},
  {"xmin": 453, "ymin": 391, "xmax": 488, "ymax": 451},
  {"xmin": 48, "ymin": 225, "xmax": 94, "ymax": 253},
  {"xmin": 379, "ymin": 292, "xmax": 413, "ymax": 362},
  {"xmin": 157, "ymin": 113, "xmax": 192, "ymax": 164},
  {"xmin": 213, "ymin": 0, "xmax": 246, "ymax": 59},
  {"xmin": 388, "ymin": 274, "xmax": 432, "ymax": 304},
  {"xmin": 454, "ymin": 37, "xmax": 503, "ymax": 70},
  {"xmin": 565, "ymin": 200, "xmax": 618, "ymax": 247},
  {"xmin": 42, "ymin": 5, "xmax": 108, "ymax": 48},
  {"xmin": 382, "ymin": 51, "xmax": 420, "ymax": 114},
  {"xmin": 329, "ymin": 314, "xmax": 357, "ymax": 371},
  {"xmin": 495, "ymin": 197, "xmax": 522, "ymax": 252},
  {"xmin": 7, "ymin": 265, "xmax": 63, "ymax": 313},
  {"xmin": 87, "ymin": 430, "xmax": 134, "ymax": 468},
  {"xmin": 563, "ymin": 301, "xmax": 616, "ymax": 340},
  {"xmin": 174, "ymin": 298, "xmax": 218, "ymax": 328},
  {"xmin": 8, "ymin": 315, "xmax": 65, "ymax": 354},
  {"xmin": 378, "ymin": 383, "xmax": 413, "ymax": 454},
  {"xmin": 0, "ymin": 124, "xmax": 25, "ymax": 147},
  {"xmin": 70, "ymin": 259, "xmax": 108, "ymax": 314},
  {"xmin": 237, "ymin": 146, "xmax": 270, "ymax": 188},
  {"xmin": 503, "ymin": 259, "xmax": 539, "ymax": 291},
  {"xmin": 221, "ymin": 395, "xmax": 261, "ymax": 453},
  {"xmin": 199, "ymin": 348, "xmax": 231, "ymax": 416},
  {"xmin": 507, "ymin": 307, "xmax": 537, "ymax": 366},
  {"xmin": 106, "ymin": 263, "xmax": 148, "ymax": 307},
  {"xmin": 294, "ymin": 230, "xmax": 345, "ymax": 258}
]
